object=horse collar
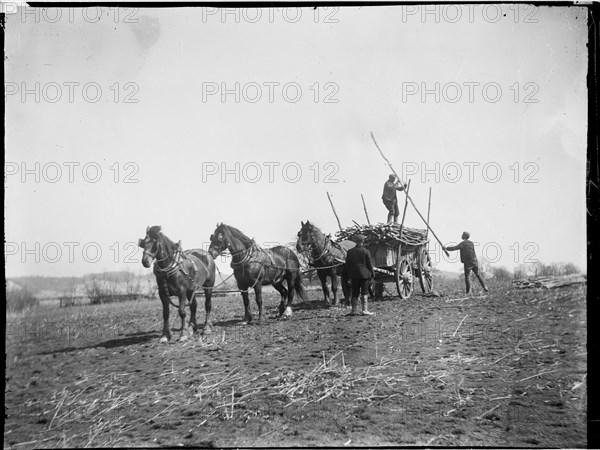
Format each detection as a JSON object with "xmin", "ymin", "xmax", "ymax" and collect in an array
[
  {"xmin": 313, "ymin": 235, "xmax": 332, "ymax": 261},
  {"xmin": 155, "ymin": 247, "xmax": 185, "ymax": 278},
  {"xmin": 230, "ymin": 241, "xmax": 256, "ymax": 267}
]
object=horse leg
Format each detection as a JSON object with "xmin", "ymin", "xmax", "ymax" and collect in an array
[
  {"xmin": 317, "ymin": 270, "xmax": 330, "ymax": 305},
  {"xmin": 189, "ymin": 292, "xmax": 198, "ymax": 334},
  {"xmin": 159, "ymin": 292, "xmax": 171, "ymax": 342},
  {"xmin": 283, "ymin": 272, "xmax": 294, "ymax": 317},
  {"xmin": 273, "ymin": 282, "xmax": 288, "ymax": 316},
  {"xmin": 203, "ymin": 287, "xmax": 213, "ymax": 335},
  {"xmin": 254, "ymin": 285, "xmax": 264, "ymax": 323},
  {"xmin": 331, "ymin": 271, "xmax": 340, "ymax": 307},
  {"xmin": 177, "ymin": 292, "xmax": 189, "ymax": 341},
  {"xmin": 241, "ymin": 290, "xmax": 252, "ymax": 324}
]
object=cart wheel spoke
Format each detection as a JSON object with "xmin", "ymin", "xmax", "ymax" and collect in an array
[
  {"xmin": 418, "ymin": 248, "xmax": 434, "ymax": 293},
  {"xmin": 396, "ymin": 257, "xmax": 413, "ymax": 300}
]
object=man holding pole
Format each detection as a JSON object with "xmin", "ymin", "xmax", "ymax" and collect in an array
[
  {"xmin": 370, "ymin": 132, "xmax": 450, "ymax": 259},
  {"xmin": 382, "ymin": 174, "xmax": 408, "ymax": 224},
  {"xmin": 444, "ymin": 232, "xmax": 489, "ymax": 294}
]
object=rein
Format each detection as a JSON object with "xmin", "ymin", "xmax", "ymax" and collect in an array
[{"xmin": 221, "ymin": 226, "xmax": 300, "ymax": 272}]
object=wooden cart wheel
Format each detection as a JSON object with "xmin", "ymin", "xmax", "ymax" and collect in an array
[
  {"xmin": 418, "ymin": 248, "xmax": 434, "ymax": 293},
  {"xmin": 395, "ymin": 256, "xmax": 413, "ymax": 299}
]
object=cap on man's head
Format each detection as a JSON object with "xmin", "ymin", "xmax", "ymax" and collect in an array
[
  {"xmin": 462, "ymin": 231, "xmax": 470, "ymax": 239},
  {"xmin": 354, "ymin": 234, "xmax": 366, "ymax": 244},
  {"xmin": 389, "ymin": 174, "xmax": 396, "ymax": 181}
]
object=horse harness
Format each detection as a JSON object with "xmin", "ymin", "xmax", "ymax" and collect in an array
[
  {"xmin": 229, "ymin": 241, "xmax": 284, "ymax": 292},
  {"xmin": 301, "ymin": 229, "xmax": 346, "ymax": 270},
  {"xmin": 153, "ymin": 241, "xmax": 209, "ymax": 307}
]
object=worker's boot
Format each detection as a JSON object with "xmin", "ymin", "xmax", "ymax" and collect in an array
[
  {"xmin": 349, "ymin": 297, "xmax": 359, "ymax": 316},
  {"xmin": 361, "ymin": 295, "xmax": 375, "ymax": 316}
]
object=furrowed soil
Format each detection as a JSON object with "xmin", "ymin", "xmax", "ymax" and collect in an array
[{"xmin": 5, "ymin": 280, "xmax": 587, "ymax": 448}]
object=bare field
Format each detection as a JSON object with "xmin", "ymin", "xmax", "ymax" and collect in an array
[{"xmin": 5, "ymin": 279, "xmax": 587, "ymax": 448}]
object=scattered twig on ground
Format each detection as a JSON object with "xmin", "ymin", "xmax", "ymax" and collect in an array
[
  {"xmin": 452, "ymin": 315, "xmax": 469, "ymax": 337},
  {"xmin": 475, "ymin": 403, "xmax": 501, "ymax": 420},
  {"xmin": 516, "ymin": 369, "xmax": 561, "ymax": 383}
]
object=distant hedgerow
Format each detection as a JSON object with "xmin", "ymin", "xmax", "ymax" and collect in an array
[{"xmin": 6, "ymin": 287, "xmax": 39, "ymax": 312}]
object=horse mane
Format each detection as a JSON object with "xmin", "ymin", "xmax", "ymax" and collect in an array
[
  {"xmin": 220, "ymin": 224, "xmax": 254, "ymax": 247},
  {"xmin": 302, "ymin": 221, "xmax": 327, "ymax": 237},
  {"xmin": 148, "ymin": 225, "xmax": 176, "ymax": 251},
  {"xmin": 148, "ymin": 225, "xmax": 162, "ymax": 239}
]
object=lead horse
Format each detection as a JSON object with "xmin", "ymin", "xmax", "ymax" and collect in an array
[
  {"xmin": 139, "ymin": 226, "xmax": 216, "ymax": 342},
  {"xmin": 296, "ymin": 220, "xmax": 355, "ymax": 306},
  {"xmin": 208, "ymin": 223, "xmax": 305, "ymax": 322}
]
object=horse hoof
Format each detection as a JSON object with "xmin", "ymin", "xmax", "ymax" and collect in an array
[
  {"xmin": 284, "ymin": 307, "xmax": 292, "ymax": 317},
  {"xmin": 159, "ymin": 336, "xmax": 169, "ymax": 343},
  {"xmin": 202, "ymin": 327, "xmax": 213, "ymax": 335},
  {"xmin": 179, "ymin": 335, "xmax": 189, "ymax": 342}
]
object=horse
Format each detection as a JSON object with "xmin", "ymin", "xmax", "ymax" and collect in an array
[
  {"xmin": 296, "ymin": 220, "xmax": 355, "ymax": 306},
  {"xmin": 208, "ymin": 223, "xmax": 305, "ymax": 323},
  {"xmin": 138, "ymin": 226, "xmax": 216, "ymax": 342}
]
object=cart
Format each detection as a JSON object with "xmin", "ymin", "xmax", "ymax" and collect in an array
[{"xmin": 367, "ymin": 235, "xmax": 433, "ymax": 299}]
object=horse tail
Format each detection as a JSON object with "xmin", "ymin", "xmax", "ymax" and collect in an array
[{"xmin": 294, "ymin": 272, "xmax": 306, "ymax": 301}]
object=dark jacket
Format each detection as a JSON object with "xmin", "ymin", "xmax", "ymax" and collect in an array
[
  {"xmin": 446, "ymin": 240, "xmax": 478, "ymax": 267},
  {"xmin": 345, "ymin": 244, "xmax": 374, "ymax": 279},
  {"xmin": 382, "ymin": 180, "xmax": 405, "ymax": 202}
]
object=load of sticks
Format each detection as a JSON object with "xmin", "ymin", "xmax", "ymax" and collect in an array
[
  {"xmin": 335, "ymin": 222, "xmax": 428, "ymax": 246},
  {"xmin": 512, "ymin": 274, "xmax": 587, "ymax": 289}
]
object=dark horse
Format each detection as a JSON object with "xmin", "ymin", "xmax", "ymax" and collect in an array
[
  {"xmin": 296, "ymin": 220, "xmax": 355, "ymax": 306},
  {"xmin": 208, "ymin": 223, "xmax": 305, "ymax": 322},
  {"xmin": 139, "ymin": 226, "xmax": 216, "ymax": 342}
]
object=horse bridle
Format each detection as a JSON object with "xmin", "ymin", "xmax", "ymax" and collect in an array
[
  {"xmin": 211, "ymin": 229, "xmax": 256, "ymax": 265},
  {"xmin": 139, "ymin": 235, "xmax": 168, "ymax": 263},
  {"xmin": 140, "ymin": 234, "xmax": 186, "ymax": 279},
  {"xmin": 298, "ymin": 226, "xmax": 332, "ymax": 263}
]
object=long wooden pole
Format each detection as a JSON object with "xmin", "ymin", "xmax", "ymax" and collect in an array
[
  {"xmin": 400, "ymin": 179, "xmax": 411, "ymax": 229},
  {"xmin": 326, "ymin": 191, "xmax": 343, "ymax": 231},
  {"xmin": 361, "ymin": 194, "xmax": 371, "ymax": 225},
  {"xmin": 426, "ymin": 187, "xmax": 432, "ymax": 239},
  {"xmin": 370, "ymin": 132, "xmax": 449, "ymax": 256}
]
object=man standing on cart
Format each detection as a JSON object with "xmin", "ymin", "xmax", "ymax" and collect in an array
[
  {"xmin": 345, "ymin": 234, "xmax": 375, "ymax": 316},
  {"xmin": 444, "ymin": 231, "xmax": 489, "ymax": 294},
  {"xmin": 382, "ymin": 174, "xmax": 408, "ymax": 224}
]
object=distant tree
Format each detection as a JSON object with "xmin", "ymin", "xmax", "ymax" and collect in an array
[
  {"xmin": 530, "ymin": 262, "xmax": 554, "ymax": 277},
  {"xmin": 85, "ymin": 278, "xmax": 106, "ymax": 305},
  {"xmin": 562, "ymin": 262, "xmax": 580, "ymax": 275},
  {"xmin": 61, "ymin": 280, "xmax": 79, "ymax": 307},
  {"xmin": 517, "ymin": 261, "xmax": 581, "ymax": 278},
  {"xmin": 491, "ymin": 266, "xmax": 512, "ymax": 282},
  {"xmin": 513, "ymin": 264, "xmax": 529, "ymax": 280},
  {"xmin": 84, "ymin": 273, "xmax": 117, "ymax": 305},
  {"xmin": 123, "ymin": 270, "xmax": 143, "ymax": 298},
  {"xmin": 146, "ymin": 278, "xmax": 159, "ymax": 301},
  {"xmin": 6, "ymin": 286, "xmax": 39, "ymax": 312}
]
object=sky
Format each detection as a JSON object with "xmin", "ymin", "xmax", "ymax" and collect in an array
[{"xmin": 5, "ymin": 5, "xmax": 588, "ymax": 278}]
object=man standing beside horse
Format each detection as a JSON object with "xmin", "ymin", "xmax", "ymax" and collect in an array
[
  {"xmin": 345, "ymin": 234, "xmax": 375, "ymax": 316},
  {"xmin": 382, "ymin": 174, "xmax": 408, "ymax": 224}
]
